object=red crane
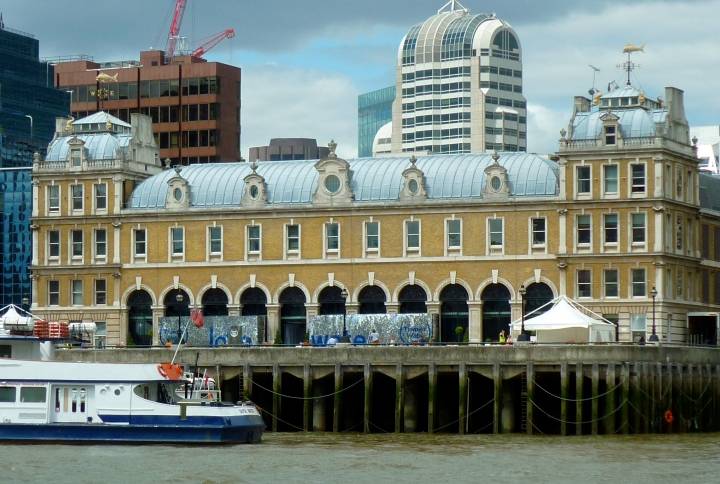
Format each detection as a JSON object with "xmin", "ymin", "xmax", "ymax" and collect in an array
[{"xmin": 163, "ymin": 0, "xmax": 234, "ymax": 63}]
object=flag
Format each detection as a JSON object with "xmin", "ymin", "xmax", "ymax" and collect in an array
[{"xmin": 190, "ymin": 309, "xmax": 204, "ymax": 328}]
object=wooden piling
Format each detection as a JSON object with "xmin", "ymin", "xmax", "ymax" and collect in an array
[
  {"xmin": 575, "ymin": 362, "xmax": 583, "ymax": 436},
  {"xmin": 641, "ymin": 363, "xmax": 650, "ymax": 433},
  {"xmin": 526, "ymin": 362, "xmax": 534, "ymax": 435},
  {"xmin": 604, "ymin": 363, "xmax": 615, "ymax": 434},
  {"xmin": 395, "ymin": 364, "xmax": 405, "ymax": 433},
  {"xmin": 621, "ymin": 364, "xmax": 629, "ymax": 434},
  {"xmin": 591, "ymin": 363, "xmax": 599, "ymax": 435},
  {"xmin": 333, "ymin": 363, "xmax": 342, "ymax": 432},
  {"xmin": 242, "ymin": 363, "xmax": 252, "ymax": 400},
  {"xmin": 364, "ymin": 363, "xmax": 372, "ymax": 434},
  {"xmin": 458, "ymin": 363, "xmax": 467, "ymax": 435},
  {"xmin": 428, "ymin": 363, "xmax": 437, "ymax": 433},
  {"xmin": 272, "ymin": 364, "xmax": 281, "ymax": 432},
  {"xmin": 560, "ymin": 363, "xmax": 568, "ymax": 436},
  {"xmin": 493, "ymin": 363, "xmax": 501, "ymax": 434},
  {"xmin": 303, "ymin": 364, "xmax": 311, "ymax": 432},
  {"xmin": 631, "ymin": 362, "xmax": 641, "ymax": 433}
]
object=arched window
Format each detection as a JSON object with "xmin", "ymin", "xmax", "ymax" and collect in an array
[
  {"xmin": 358, "ymin": 285, "xmax": 386, "ymax": 314},
  {"xmin": 127, "ymin": 290, "xmax": 152, "ymax": 346},
  {"xmin": 318, "ymin": 286, "xmax": 346, "ymax": 315},
  {"xmin": 481, "ymin": 284, "xmax": 511, "ymax": 342},
  {"xmin": 524, "ymin": 283, "xmax": 554, "ymax": 317},
  {"xmin": 279, "ymin": 287, "xmax": 306, "ymax": 345},
  {"xmin": 241, "ymin": 287, "xmax": 267, "ymax": 316},
  {"xmin": 492, "ymin": 30, "xmax": 519, "ymax": 51},
  {"xmin": 163, "ymin": 289, "xmax": 190, "ymax": 317},
  {"xmin": 439, "ymin": 284, "xmax": 468, "ymax": 342},
  {"xmin": 201, "ymin": 288, "xmax": 228, "ymax": 317},
  {"xmin": 398, "ymin": 284, "xmax": 427, "ymax": 313}
]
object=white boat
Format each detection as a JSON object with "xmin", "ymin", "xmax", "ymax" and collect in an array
[
  {"xmin": 175, "ymin": 371, "xmax": 219, "ymax": 402},
  {"xmin": 0, "ymin": 359, "xmax": 264, "ymax": 444}
]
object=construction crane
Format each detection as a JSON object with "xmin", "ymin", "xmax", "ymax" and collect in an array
[{"xmin": 163, "ymin": 0, "xmax": 234, "ymax": 63}]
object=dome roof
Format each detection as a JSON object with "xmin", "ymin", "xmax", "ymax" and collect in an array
[
  {"xmin": 127, "ymin": 153, "xmax": 559, "ymax": 210},
  {"xmin": 570, "ymin": 108, "xmax": 667, "ymax": 140},
  {"xmin": 45, "ymin": 133, "xmax": 131, "ymax": 162}
]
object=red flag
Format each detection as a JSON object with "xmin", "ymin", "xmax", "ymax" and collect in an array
[{"xmin": 191, "ymin": 309, "xmax": 204, "ymax": 328}]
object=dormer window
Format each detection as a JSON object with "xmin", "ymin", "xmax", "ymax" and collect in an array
[
  {"xmin": 604, "ymin": 125, "xmax": 616, "ymax": 145},
  {"xmin": 71, "ymin": 149, "xmax": 82, "ymax": 166}
]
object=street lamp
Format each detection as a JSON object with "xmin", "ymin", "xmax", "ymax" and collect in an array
[
  {"xmin": 24, "ymin": 115, "xmax": 33, "ymax": 141},
  {"xmin": 340, "ymin": 288, "xmax": 350, "ymax": 343},
  {"xmin": 649, "ymin": 286, "xmax": 659, "ymax": 342},
  {"xmin": 175, "ymin": 292, "xmax": 185, "ymax": 344},
  {"xmin": 21, "ymin": 296, "xmax": 29, "ymax": 312},
  {"xmin": 517, "ymin": 284, "xmax": 530, "ymax": 342}
]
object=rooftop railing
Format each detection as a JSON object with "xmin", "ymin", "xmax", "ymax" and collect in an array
[{"xmin": 0, "ymin": 25, "xmax": 35, "ymax": 38}]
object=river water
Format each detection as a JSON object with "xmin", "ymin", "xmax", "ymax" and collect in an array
[{"xmin": 5, "ymin": 433, "xmax": 719, "ymax": 484}]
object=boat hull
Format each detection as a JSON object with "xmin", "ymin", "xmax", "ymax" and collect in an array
[{"xmin": 0, "ymin": 415, "xmax": 265, "ymax": 444}]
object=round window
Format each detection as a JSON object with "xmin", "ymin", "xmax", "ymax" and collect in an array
[
  {"xmin": 491, "ymin": 176, "xmax": 502, "ymax": 191},
  {"xmin": 408, "ymin": 179, "xmax": 419, "ymax": 194},
  {"xmin": 249, "ymin": 184, "xmax": 259, "ymax": 199},
  {"xmin": 173, "ymin": 187, "xmax": 183, "ymax": 202},
  {"xmin": 324, "ymin": 175, "xmax": 341, "ymax": 194}
]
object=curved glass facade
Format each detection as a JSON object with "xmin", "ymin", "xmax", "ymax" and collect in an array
[
  {"xmin": 0, "ymin": 167, "xmax": 31, "ymax": 307},
  {"xmin": 358, "ymin": 86, "xmax": 395, "ymax": 158}
]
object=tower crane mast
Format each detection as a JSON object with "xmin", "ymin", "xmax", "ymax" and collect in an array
[{"xmin": 165, "ymin": 0, "xmax": 187, "ymax": 62}]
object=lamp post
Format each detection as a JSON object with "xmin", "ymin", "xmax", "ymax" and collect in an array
[
  {"xmin": 21, "ymin": 296, "xmax": 29, "ymax": 312},
  {"xmin": 649, "ymin": 286, "xmax": 659, "ymax": 342},
  {"xmin": 175, "ymin": 293, "xmax": 184, "ymax": 344},
  {"xmin": 24, "ymin": 114, "xmax": 33, "ymax": 141},
  {"xmin": 517, "ymin": 284, "xmax": 530, "ymax": 342},
  {"xmin": 340, "ymin": 288, "xmax": 350, "ymax": 343}
]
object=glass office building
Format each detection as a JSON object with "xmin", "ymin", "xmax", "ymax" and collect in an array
[
  {"xmin": 0, "ymin": 24, "xmax": 69, "ymax": 168},
  {"xmin": 358, "ymin": 86, "xmax": 395, "ymax": 158},
  {"xmin": 0, "ymin": 167, "xmax": 32, "ymax": 307}
]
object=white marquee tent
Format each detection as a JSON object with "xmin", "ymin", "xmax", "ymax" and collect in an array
[
  {"xmin": 510, "ymin": 296, "xmax": 616, "ymax": 343},
  {"xmin": 0, "ymin": 305, "xmax": 35, "ymax": 335}
]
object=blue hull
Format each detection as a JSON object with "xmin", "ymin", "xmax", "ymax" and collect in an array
[{"xmin": 0, "ymin": 416, "xmax": 265, "ymax": 444}]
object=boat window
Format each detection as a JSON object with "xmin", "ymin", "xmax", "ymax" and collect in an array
[
  {"xmin": 20, "ymin": 387, "xmax": 46, "ymax": 403},
  {"xmin": 55, "ymin": 388, "xmax": 61, "ymax": 412},
  {"xmin": 0, "ymin": 345, "xmax": 11, "ymax": 358},
  {"xmin": 72, "ymin": 388, "xmax": 78, "ymax": 412},
  {"xmin": 80, "ymin": 389, "xmax": 87, "ymax": 412},
  {"xmin": 0, "ymin": 386, "xmax": 16, "ymax": 403}
]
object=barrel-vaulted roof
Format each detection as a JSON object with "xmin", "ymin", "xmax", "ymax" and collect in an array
[
  {"xmin": 45, "ymin": 133, "xmax": 132, "ymax": 162},
  {"xmin": 570, "ymin": 108, "xmax": 667, "ymax": 140},
  {"xmin": 127, "ymin": 153, "xmax": 559, "ymax": 210}
]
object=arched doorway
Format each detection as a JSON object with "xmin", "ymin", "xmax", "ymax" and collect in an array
[
  {"xmin": 318, "ymin": 286, "xmax": 345, "ymax": 315},
  {"xmin": 398, "ymin": 284, "xmax": 427, "ymax": 313},
  {"xmin": 201, "ymin": 288, "xmax": 229, "ymax": 316},
  {"xmin": 358, "ymin": 285, "xmax": 386, "ymax": 314},
  {"xmin": 525, "ymin": 282, "xmax": 554, "ymax": 317},
  {"xmin": 164, "ymin": 289, "xmax": 190, "ymax": 344},
  {"xmin": 481, "ymin": 284, "xmax": 511, "ymax": 342},
  {"xmin": 127, "ymin": 290, "xmax": 152, "ymax": 346},
  {"xmin": 241, "ymin": 287, "xmax": 267, "ymax": 316},
  {"xmin": 279, "ymin": 287, "xmax": 306, "ymax": 345},
  {"xmin": 440, "ymin": 284, "xmax": 468, "ymax": 342}
]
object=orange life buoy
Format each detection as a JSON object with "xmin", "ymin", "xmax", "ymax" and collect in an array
[{"xmin": 664, "ymin": 409, "xmax": 674, "ymax": 424}]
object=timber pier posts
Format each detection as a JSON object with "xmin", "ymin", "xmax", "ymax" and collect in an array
[{"xmin": 56, "ymin": 345, "xmax": 720, "ymax": 435}]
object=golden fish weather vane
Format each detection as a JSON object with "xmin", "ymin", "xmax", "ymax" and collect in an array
[{"xmin": 619, "ymin": 43, "xmax": 645, "ymax": 86}]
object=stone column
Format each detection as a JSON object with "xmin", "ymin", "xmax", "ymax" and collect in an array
[
  {"xmin": 346, "ymin": 303, "xmax": 359, "ymax": 315},
  {"xmin": 112, "ymin": 222, "xmax": 121, "ymax": 264},
  {"xmin": 395, "ymin": 364, "xmax": 404, "ymax": 433},
  {"xmin": 117, "ymin": 308, "xmax": 128, "ymax": 347},
  {"xmin": 31, "ymin": 180, "xmax": 40, "ymax": 218},
  {"xmin": 272, "ymin": 364, "xmax": 281, "ymax": 432},
  {"xmin": 303, "ymin": 364, "xmax": 311, "ymax": 432},
  {"xmin": 30, "ymin": 275, "xmax": 38, "ymax": 309},
  {"xmin": 30, "ymin": 225, "xmax": 39, "ymax": 267},
  {"xmin": 227, "ymin": 304, "xmax": 240, "ymax": 317},
  {"xmin": 386, "ymin": 303, "xmax": 399, "ymax": 315},
  {"xmin": 558, "ymin": 209, "xmax": 568, "ymax": 255},
  {"xmin": 151, "ymin": 306, "xmax": 164, "ymax": 346},
  {"xmin": 427, "ymin": 303, "xmax": 440, "ymax": 343},
  {"xmin": 364, "ymin": 363, "xmax": 372, "ymax": 433},
  {"xmin": 305, "ymin": 303, "xmax": 319, "ymax": 318},
  {"xmin": 428, "ymin": 363, "xmax": 437, "ymax": 432},
  {"xmin": 333, "ymin": 363, "xmax": 342, "ymax": 432},
  {"xmin": 493, "ymin": 363, "xmax": 503, "ymax": 433},
  {"xmin": 558, "ymin": 262, "xmax": 568, "ymax": 296},
  {"xmin": 458, "ymin": 363, "xmax": 467, "ymax": 434},
  {"xmin": 468, "ymin": 301, "xmax": 482, "ymax": 343},
  {"xmin": 266, "ymin": 304, "xmax": 280, "ymax": 343}
]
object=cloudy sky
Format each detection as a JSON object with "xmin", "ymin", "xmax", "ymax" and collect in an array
[{"xmin": 3, "ymin": 0, "xmax": 718, "ymax": 158}]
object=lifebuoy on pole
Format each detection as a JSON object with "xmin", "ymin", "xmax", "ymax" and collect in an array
[{"xmin": 664, "ymin": 409, "xmax": 674, "ymax": 424}]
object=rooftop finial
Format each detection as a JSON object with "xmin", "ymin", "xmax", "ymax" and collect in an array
[
  {"xmin": 438, "ymin": 0, "xmax": 468, "ymax": 14},
  {"xmin": 250, "ymin": 161, "xmax": 258, "ymax": 174},
  {"xmin": 409, "ymin": 155, "xmax": 417, "ymax": 167},
  {"xmin": 328, "ymin": 139, "xmax": 337, "ymax": 158},
  {"xmin": 491, "ymin": 150, "xmax": 500, "ymax": 165},
  {"xmin": 173, "ymin": 165, "xmax": 182, "ymax": 176},
  {"xmin": 618, "ymin": 43, "xmax": 644, "ymax": 86}
]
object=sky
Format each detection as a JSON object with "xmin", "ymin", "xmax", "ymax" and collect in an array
[{"xmin": 2, "ymin": 0, "xmax": 718, "ymax": 159}]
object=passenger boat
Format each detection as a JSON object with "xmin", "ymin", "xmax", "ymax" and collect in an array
[{"xmin": 0, "ymin": 360, "xmax": 265, "ymax": 444}]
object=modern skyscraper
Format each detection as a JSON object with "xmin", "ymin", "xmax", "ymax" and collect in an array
[
  {"xmin": 0, "ymin": 167, "xmax": 32, "ymax": 307},
  {"xmin": 391, "ymin": 0, "xmax": 527, "ymax": 154},
  {"xmin": 53, "ymin": 50, "xmax": 241, "ymax": 166},
  {"xmin": 358, "ymin": 86, "xmax": 395, "ymax": 157},
  {"xmin": 0, "ymin": 22, "xmax": 69, "ymax": 167}
]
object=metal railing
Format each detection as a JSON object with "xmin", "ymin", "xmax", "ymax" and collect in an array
[{"xmin": 1, "ymin": 25, "xmax": 35, "ymax": 38}]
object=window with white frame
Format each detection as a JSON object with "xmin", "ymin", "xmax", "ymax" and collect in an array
[
  {"xmin": 604, "ymin": 125, "xmax": 617, "ymax": 145},
  {"xmin": 631, "ymin": 268, "xmax": 646, "ymax": 297},
  {"xmin": 603, "ymin": 164, "xmax": 618, "ymax": 194},
  {"xmin": 446, "ymin": 219, "xmax": 461, "ymax": 250},
  {"xmin": 577, "ymin": 270, "xmax": 592, "ymax": 298},
  {"xmin": 208, "ymin": 226, "xmax": 222, "ymax": 255},
  {"xmin": 630, "ymin": 314, "xmax": 647, "ymax": 342},
  {"xmin": 286, "ymin": 224, "xmax": 300, "ymax": 254},
  {"xmin": 531, "ymin": 217, "xmax": 546, "ymax": 247},
  {"xmin": 365, "ymin": 221, "xmax": 379, "ymax": 252},
  {"xmin": 94, "ymin": 183, "xmax": 107, "ymax": 211},
  {"xmin": 71, "ymin": 280, "xmax": 83, "ymax": 306},
  {"xmin": 94, "ymin": 229, "xmax": 107, "ymax": 259},
  {"xmin": 406, "ymin": 220, "xmax": 420, "ymax": 251},
  {"xmin": 71, "ymin": 230, "xmax": 83, "ymax": 259},
  {"xmin": 94, "ymin": 279, "xmax": 107, "ymax": 305},
  {"xmin": 576, "ymin": 166, "xmax": 591, "ymax": 195},
  {"xmin": 631, "ymin": 164, "xmax": 646, "ymax": 194},
  {"xmin": 48, "ymin": 280, "xmax": 60, "ymax": 306},
  {"xmin": 325, "ymin": 222, "xmax": 340, "ymax": 252},
  {"xmin": 48, "ymin": 230, "xmax": 60, "ymax": 260},
  {"xmin": 488, "ymin": 218, "xmax": 503, "ymax": 249},
  {"xmin": 577, "ymin": 214, "xmax": 591, "ymax": 246},
  {"xmin": 71, "ymin": 184, "xmax": 83, "ymax": 211},
  {"xmin": 134, "ymin": 229, "xmax": 146, "ymax": 258},
  {"xmin": 603, "ymin": 213, "xmax": 618, "ymax": 244},
  {"xmin": 48, "ymin": 185, "xmax": 60, "ymax": 213},
  {"xmin": 631, "ymin": 213, "xmax": 646, "ymax": 244},
  {"xmin": 171, "ymin": 227, "xmax": 184, "ymax": 256},
  {"xmin": 71, "ymin": 148, "xmax": 81, "ymax": 166},
  {"xmin": 604, "ymin": 269, "xmax": 619, "ymax": 298},
  {"xmin": 247, "ymin": 225, "xmax": 261, "ymax": 254}
]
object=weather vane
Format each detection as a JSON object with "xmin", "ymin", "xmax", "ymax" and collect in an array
[{"xmin": 618, "ymin": 43, "xmax": 645, "ymax": 86}]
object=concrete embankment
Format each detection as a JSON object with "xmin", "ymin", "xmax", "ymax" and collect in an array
[{"xmin": 56, "ymin": 345, "xmax": 720, "ymax": 434}]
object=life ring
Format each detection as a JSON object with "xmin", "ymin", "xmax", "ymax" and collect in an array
[{"xmin": 664, "ymin": 409, "xmax": 674, "ymax": 424}]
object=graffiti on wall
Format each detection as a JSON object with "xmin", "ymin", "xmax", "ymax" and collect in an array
[
  {"xmin": 308, "ymin": 313, "xmax": 431, "ymax": 345},
  {"xmin": 159, "ymin": 316, "xmax": 259, "ymax": 346}
]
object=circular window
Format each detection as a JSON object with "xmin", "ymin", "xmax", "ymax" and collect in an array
[
  {"xmin": 114, "ymin": 388, "xmax": 121, "ymax": 396},
  {"xmin": 249, "ymin": 184, "xmax": 259, "ymax": 199},
  {"xmin": 491, "ymin": 176, "xmax": 502, "ymax": 191},
  {"xmin": 173, "ymin": 187, "xmax": 183, "ymax": 202},
  {"xmin": 408, "ymin": 179, "xmax": 419, "ymax": 194},
  {"xmin": 324, "ymin": 175, "xmax": 341, "ymax": 194}
]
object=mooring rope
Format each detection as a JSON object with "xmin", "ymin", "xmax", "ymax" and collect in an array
[
  {"xmin": 256, "ymin": 406, "xmax": 305, "ymax": 432},
  {"xmin": 432, "ymin": 398, "xmax": 495, "ymax": 432},
  {"xmin": 527, "ymin": 396, "xmax": 627, "ymax": 425},
  {"xmin": 532, "ymin": 377, "xmax": 625, "ymax": 402},
  {"xmin": 248, "ymin": 376, "xmax": 365, "ymax": 400}
]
